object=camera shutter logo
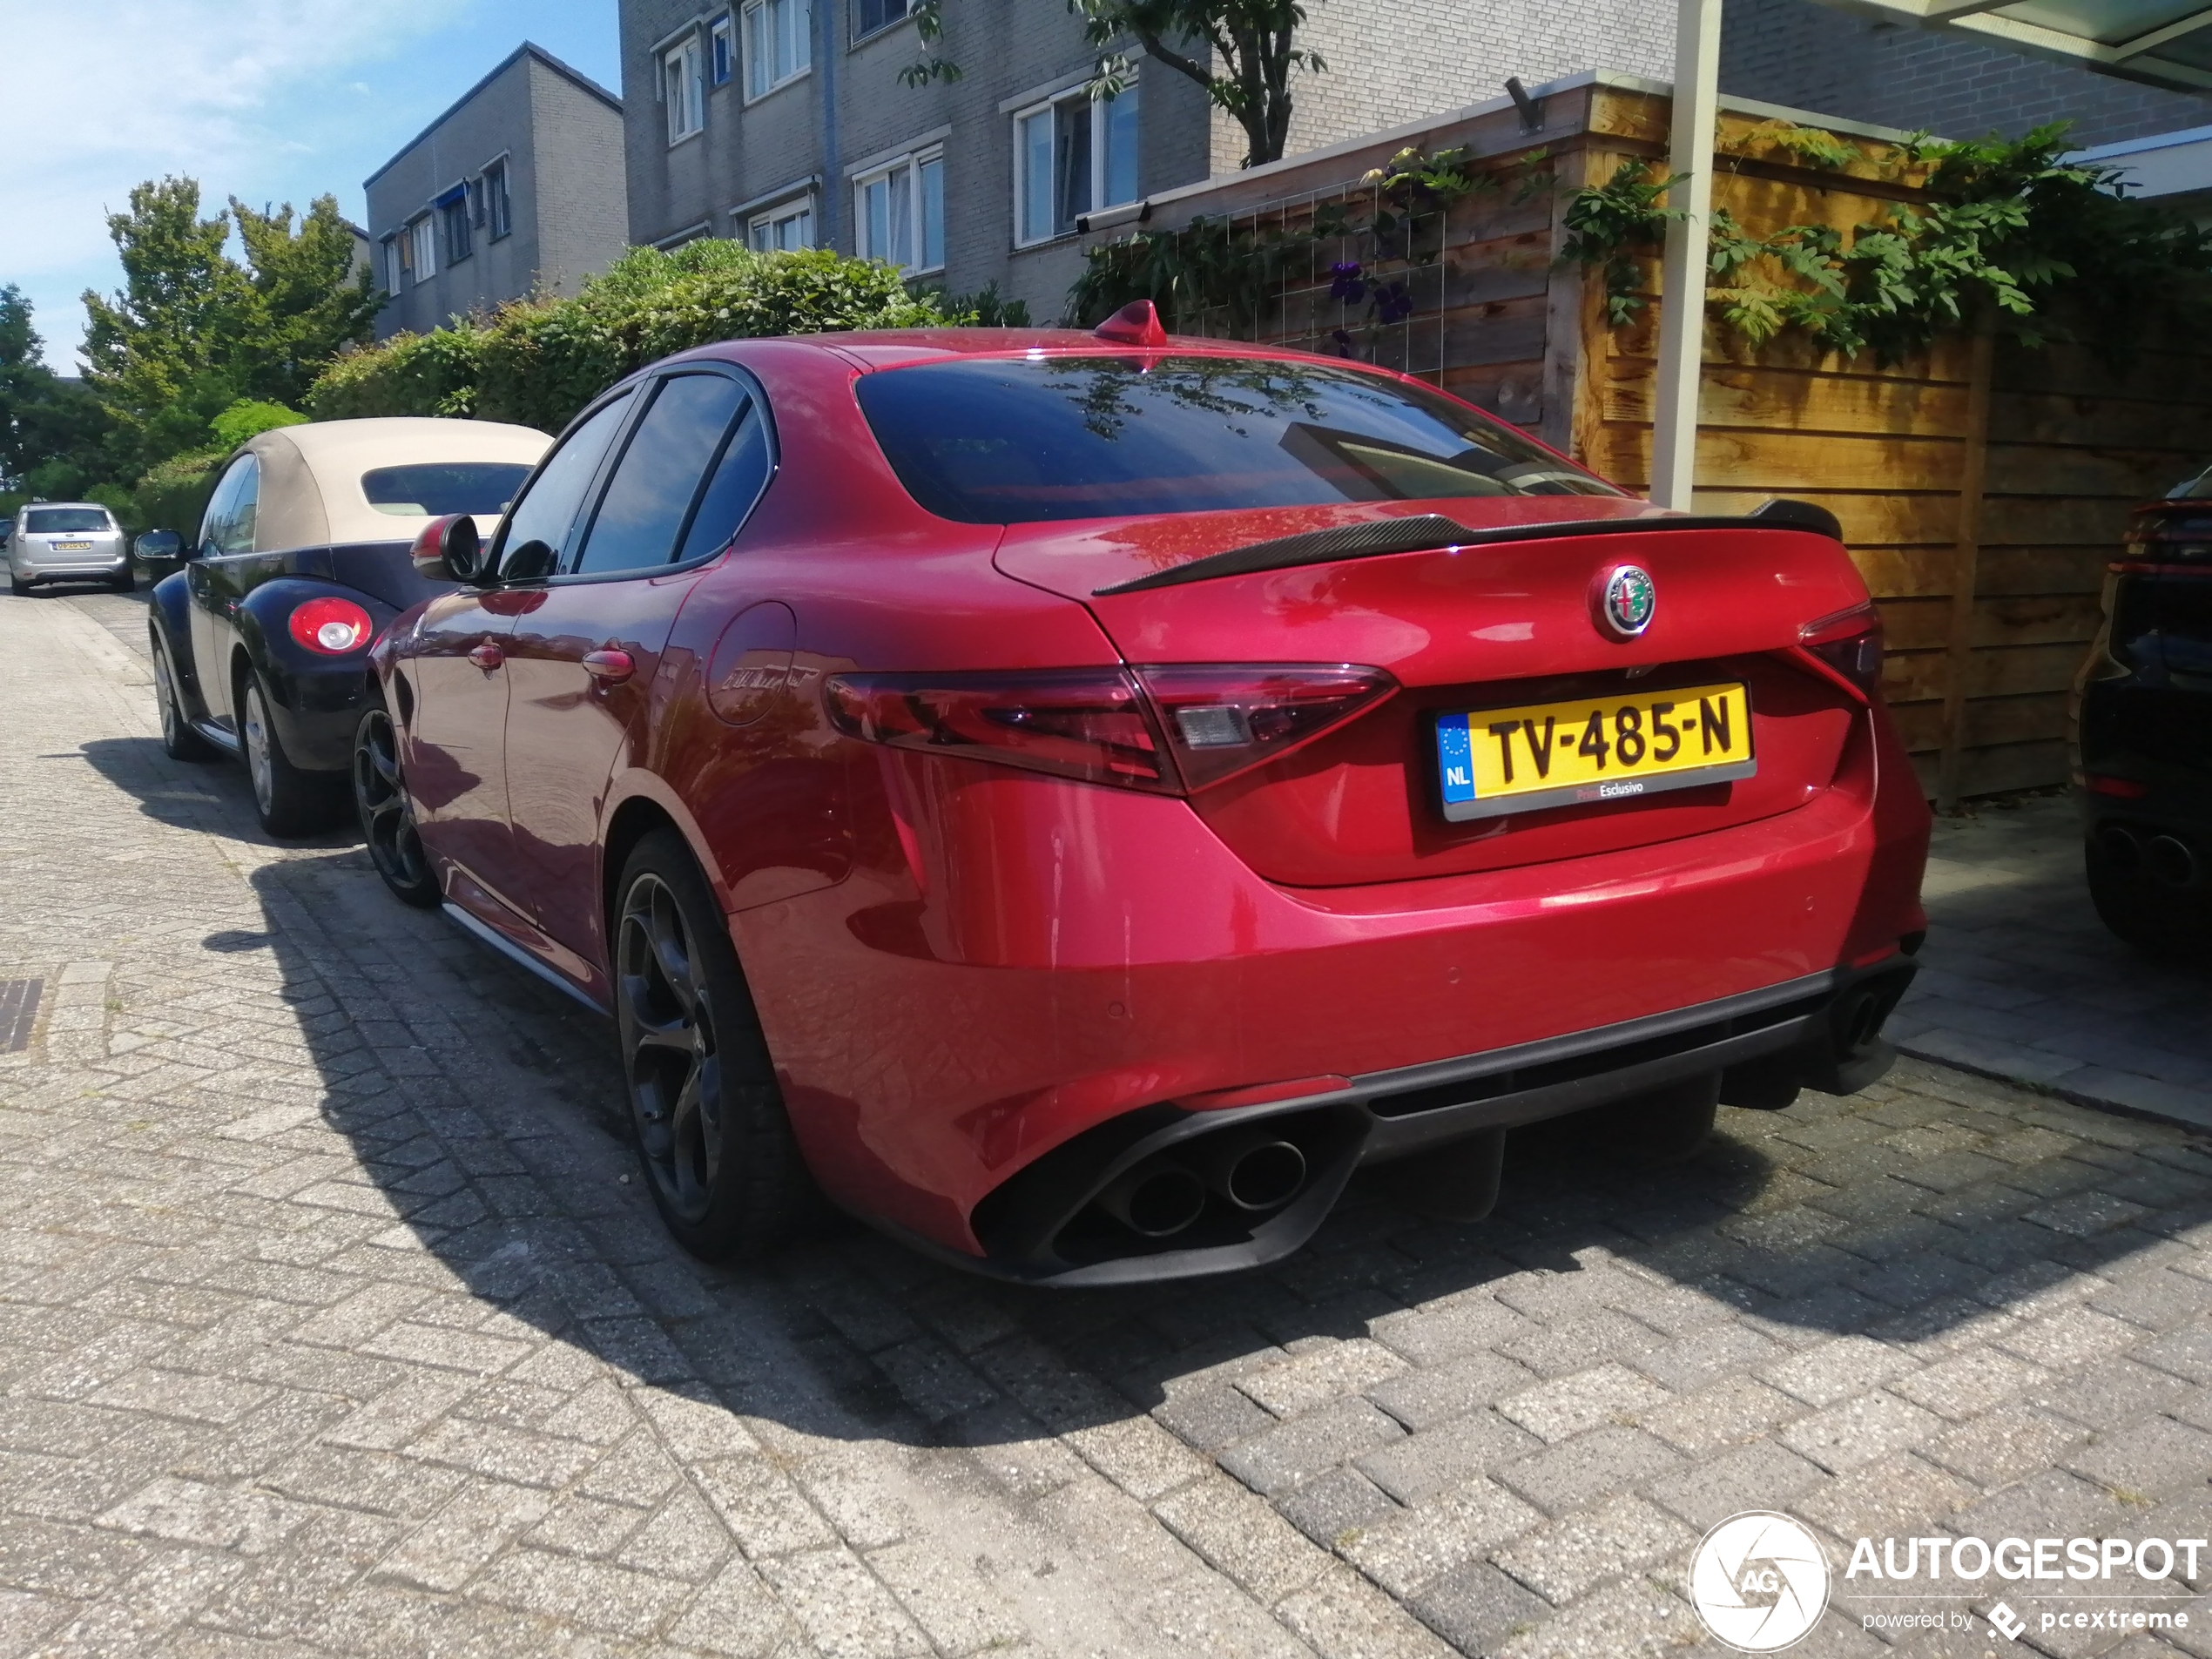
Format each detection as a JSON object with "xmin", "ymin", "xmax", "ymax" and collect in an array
[{"xmin": 1690, "ymin": 1512, "xmax": 1831, "ymax": 1652}]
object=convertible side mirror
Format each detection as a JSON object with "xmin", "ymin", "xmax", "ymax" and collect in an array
[{"xmin": 411, "ymin": 514, "xmax": 490, "ymax": 584}]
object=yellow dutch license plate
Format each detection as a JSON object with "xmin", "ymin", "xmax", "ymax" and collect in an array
[
  {"xmin": 1434, "ymin": 680, "xmax": 1755, "ymax": 822},
  {"xmin": 56, "ymin": 540, "xmax": 92, "ymax": 550}
]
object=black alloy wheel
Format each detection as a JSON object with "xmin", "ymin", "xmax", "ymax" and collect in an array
[
  {"xmin": 613, "ymin": 830, "xmax": 815, "ymax": 1259},
  {"xmin": 152, "ymin": 632, "xmax": 212, "ymax": 761},
  {"xmin": 353, "ymin": 703, "xmax": 439, "ymax": 907}
]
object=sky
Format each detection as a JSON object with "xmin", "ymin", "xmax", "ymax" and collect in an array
[{"xmin": 0, "ymin": 0, "xmax": 621, "ymax": 372}]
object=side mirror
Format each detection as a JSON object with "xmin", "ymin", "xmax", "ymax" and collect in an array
[
  {"xmin": 410, "ymin": 514, "xmax": 489, "ymax": 584},
  {"xmin": 500, "ymin": 539, "xmax": 558, "ymax": 583},
  {"xmin": 135, "ymin": 529, "xmax": 185, "ymax": 570}
]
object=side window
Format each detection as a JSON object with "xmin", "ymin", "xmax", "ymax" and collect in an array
[
  {"xmin": 572, "ymin": 374, "xmax": 749, "ymax": 576},
  {"xmin": 675, "ymin": 401, "xmax": 772, "ymax": 563},
  {"xmin": 496, "ymin": 391, "xmax": 637, "ymax": 577},
  {"xmin": 199, "ymin": 455, "xmax": 260, "ymax": 555}
]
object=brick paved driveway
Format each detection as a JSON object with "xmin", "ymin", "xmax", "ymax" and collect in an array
[{"xmin": 4, "ymin": 585, "xmax": 2212, "ymax": 1659}]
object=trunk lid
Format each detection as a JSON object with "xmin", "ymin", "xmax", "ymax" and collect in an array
[{"xmin": 995, "ymin": 501, "xmax": 1874, "ymax": 886}]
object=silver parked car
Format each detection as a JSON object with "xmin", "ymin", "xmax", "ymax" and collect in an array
[{"xmin": 8, "ymin": 502, "xmax": 132, "ymax": 595}]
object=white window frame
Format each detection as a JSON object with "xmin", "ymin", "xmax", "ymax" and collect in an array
[
  {"xmin": 1012, "ymin": 74, "xmax": 1140, "ymax": 249},
  {"xmin": 664, "ymin": 37, "xmax": 705, "ymax": 144},
  {"xmin": 408, "ymin": 214, "xmax": 436, "ymax": 281},
  {"xmin": 710, "ymin": 13, "xmax": 735, "ymax": 84},
  {"xmin": 381, "ymin": 235, "xmax": 401, "ymax": 295},
  {"xmin": 747, "ymin": 194, "xmax": 817, "ymax": 252},
  {"xmin": 483, "ymin": 156, "xmax": 513, "ymax": 240},
  {"xmin": 742, "ymin": 0, "xmax": 811, "ymax": 101},
  {"xmin": 851, "ymin": 0, "xmax": 911, "ymax": 44},
  {"xmin": 852, "ymin": 145, "xmax": 944, "ymax": 275}
]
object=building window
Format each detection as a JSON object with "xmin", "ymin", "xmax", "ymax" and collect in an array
[
  {"xmin": 484, "ymin": 159, "xmax": 512, "ymax": 240},
  {"xmin": 441, "ymin": 190, "xmax": 472, "ymax": 264},
  {"xmin": 1015, "ymin": 79, "xmax": 1139, "ymax": 246},
  {"xmin": 408, "ymin": 214, "xmax": 436, "ymax": 282},
  {"xmin": 855, "ymin": 148, "xmax": 943, "ymax": 273},
  {"xmin": 748, "ymin": 197, "xmax": 816, "ymax": 252},
  {"xmin": 381, "ymin": 235, "xmax": 401, "ymax": 295},
  {"xmin": 853, "ymin": 0, "xmax": 908, "ymax": 39},
  {"xmin": 743, "ymin": 0, "xmax": 810, "ymax": 98},
  {"xmin": 664, "ymin": 37, "xmax": 705, "ymax": 143},
  {"xmin": 711, "ymin": 14, "xmax": 735, "ymax": 84}
]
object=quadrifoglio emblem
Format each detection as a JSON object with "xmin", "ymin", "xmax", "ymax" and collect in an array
[{"xmin": 1688, "ymin": 1514, "xmax": 2206, "ymax": 1651}]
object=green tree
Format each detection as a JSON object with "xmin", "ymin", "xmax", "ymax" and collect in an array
[
  {"xmin": 0, "ymin": 286, "xmax": 111, "ymax": 507},
  {"xmin": 79, "ymin": 176, "xmax": 376, "ymax": 475},
  {"xmin": 1076, "ymin": 0, "xmax": 1323, "ymax": 167},
  {"xmin": 905, "ymin": 0, "xmax": 1323, "ymax": 167}
]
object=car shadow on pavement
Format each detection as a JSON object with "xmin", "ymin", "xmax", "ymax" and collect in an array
[
  {"xmin": 80, "ymin": 727, "xmax": 2212, "ymax": 1474},
  {"xmin": 223, "ymin": 840, "xmax": 2212, "ymax": 1459}
]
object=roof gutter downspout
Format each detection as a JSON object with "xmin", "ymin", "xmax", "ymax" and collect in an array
[{"xmin": 818, "ymin": 1, "xmax": 842, "ymax": 248}]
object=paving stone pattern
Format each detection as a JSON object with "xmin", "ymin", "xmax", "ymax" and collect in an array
[
  {"xmin": 1893, "ymin": 796, "xmax": 2212, "ymax": 1130},
  {"xmin": 4, "ymin": 587, "xmax": 2212, "ymax": 1658}
]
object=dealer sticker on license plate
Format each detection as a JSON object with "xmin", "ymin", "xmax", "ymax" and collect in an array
[{"xmin": 1434, "ymin": 679, "xmax": 1755, "ymax": 822}]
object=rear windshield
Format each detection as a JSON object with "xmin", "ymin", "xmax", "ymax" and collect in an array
[
  {"xmin": 856, "ymin": 354, "xmax": 1621, "ymax": 523},
  {"xmin": 361, "ymin": 462, "xmax": 535, "ymax": 517},
  {"xmin": 24, "ymin": 508, "xmax": 112, "ymax": 534}
]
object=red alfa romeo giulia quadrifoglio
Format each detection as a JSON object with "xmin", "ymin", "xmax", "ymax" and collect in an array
[{"xmin": 362, "ymin": 306, "xmax": 1929, "ymax": 1284}]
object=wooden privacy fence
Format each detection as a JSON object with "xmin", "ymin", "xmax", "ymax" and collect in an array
[{"xmin": 1084, "ymin": 72, "xmax": 2212, "ymax": 800}]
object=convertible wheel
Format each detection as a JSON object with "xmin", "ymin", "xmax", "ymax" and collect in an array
[
  {"xmin": 614, "ymin": 829, "xmax": 816, "ymax": 1260},
  {"xmin": 151, "ymin": 632, "xmax": 213, "ymax": 761},
  {"xmin": 2087, "ymin": 833, "xmax": 2209, "ymax": 964},
  {"xmin": 353, "ymin": 703, "xmax": 440, "ymax": 907},
  {"xmin": 240, "ymin": 672, "xmax": 338, "ymax": 837}
]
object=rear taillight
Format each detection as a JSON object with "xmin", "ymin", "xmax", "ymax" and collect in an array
[
  {"xmin": 288, "ymin": 597, "xmax": 374, "ymax": 656},
  {"xmin": 1130, "ymin": 664, "xmax": 1399, "ymax": 789},
  {"xmin": 824, "ymin": 663, "xmax": 1397, "ymax": 793},
  {"xmin": 2122, "ymin": 502, "xmax": 2212, "ymax": 566},
  {"xmin": 1797, "ymin": 603, "xmax": 1883, "ymax": 699}
]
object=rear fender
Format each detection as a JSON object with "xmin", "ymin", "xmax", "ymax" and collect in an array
[
  {"xmin": 148, "ymin": 570, "xmax": 207, "ymax": 718},
  {"xmin": 233, "ymin": 577, "xmax": 403, "ymax": 769}
]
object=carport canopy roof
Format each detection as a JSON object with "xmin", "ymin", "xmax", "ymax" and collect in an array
[{"xmin": 1836, "ymin": 0, "xmax": 2212, "ymax": 91}]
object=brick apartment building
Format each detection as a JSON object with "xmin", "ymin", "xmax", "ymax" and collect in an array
[{"xmin": 366, "ymin": 43, "xmax": 632, "ymax": 341}]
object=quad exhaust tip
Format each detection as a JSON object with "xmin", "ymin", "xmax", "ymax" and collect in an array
[
  {"xmin": 1197, "ymin": 1131, "xmax": 1310, "ymax": 1212},
  {"xmin": 2146, "ymin": 833, "xmax": 2201, "ymax": 889},
  {"xmin": 1096, "ymin": 1159, "xmax": 1207, "ymax": 1238},
  {"xmin": 2098, "ymin": 824, "xmax": 2143, "ymax": 873},
  {"xmin": 1091, "ymin": 1131, "xmax": 1314, "ymax": 1241}
]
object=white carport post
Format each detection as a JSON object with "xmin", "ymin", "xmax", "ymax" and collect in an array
[{"xmin": 1649, "ymin": 0, "xmax": 1726, "ymax": 509}]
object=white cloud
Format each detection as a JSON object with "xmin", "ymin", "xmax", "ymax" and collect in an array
[{"xmin": 0, "ymin": 0, "xmax": 455, "ymax": 364}]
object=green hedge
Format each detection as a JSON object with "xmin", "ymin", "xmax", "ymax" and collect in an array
[
  {"xmin": 307, "ymin": 242, "xmax": 959, "ymax": 434},
  {"xmin": 132, "ymin": 447, "xmax": 226, "ymax": 536}
]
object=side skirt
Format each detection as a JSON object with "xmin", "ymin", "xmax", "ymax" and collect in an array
[{"xmin": 441, "ymin": 901, "xmax": 611, "ymax": 1018}]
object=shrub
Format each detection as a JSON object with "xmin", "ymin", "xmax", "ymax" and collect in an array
[
  {"xmin": 210, "ymin": 398, "xmax": 307, "ymax": 448},
  {"xmin": 132, "ymin": 446, "xmax": 227, "ymax": 536},
  {"xmin": 306, "ymin": 244, "xmax": 958, "ymax": 433}
]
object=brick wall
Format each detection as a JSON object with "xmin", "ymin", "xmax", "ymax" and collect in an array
[
  {"xmin": 1720, "ymin": 0, "xmax": 2212, "ymax": 147},
  {"xmin": 528, "ymin": 58, "xmax": 631, "ymax": 299}
]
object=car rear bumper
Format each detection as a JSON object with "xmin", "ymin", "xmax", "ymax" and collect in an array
[
  {"xmin": 737, "ymin": 702, "xmax": 1931, "ymax": 1276},
  {"xmin": 12, "ymin": 553, "xmax": 128, "ymax": 577}
]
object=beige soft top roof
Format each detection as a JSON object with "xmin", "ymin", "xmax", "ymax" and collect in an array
[{"xmin": 246, "ymin": 417, "xmax": 551, "ymax": 552}]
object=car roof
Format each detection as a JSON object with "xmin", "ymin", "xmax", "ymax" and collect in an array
[
  {"xmin": 701, "ymin": 327, "xmax": 1328, "ymax": 373},
  {"xmin": 17, "ymin": 502, "xmax": 115, "ymax": 515},
  {"xmin": 239, "ymin": 417, "xmax": 551, "ymax": 550}
]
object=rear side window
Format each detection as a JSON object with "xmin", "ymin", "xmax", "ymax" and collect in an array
[
  {"xmin": 496, "ymin": 391, "xmax": 636, "ymax": 575},
  {"xmin": 199, "ymin": 455, "xmax": 261, "ymax": 556},
  {"xmin": 362, "ymin": 462, "xmax": 534, "ymax": 517},
  {"xmin": 573, "ymin": 373, "xmax": 754, "ymax": 576},
  {"xmin": 856, "ymin": 354, "xmax": 1621, "ymax": 523},
  {"xmin": 24, "ymin": 508, "xmax": 112, "ymax": 534}
]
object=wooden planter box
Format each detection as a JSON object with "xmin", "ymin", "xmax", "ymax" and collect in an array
[{"xmin": 1085, "ymin": 71, "xmax": 2212, "ymax": 800}]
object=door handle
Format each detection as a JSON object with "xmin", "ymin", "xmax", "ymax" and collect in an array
[
  {"xmin": 469, "ymin": 641, "xmax": 505, "ymax": 671},
  {"xmin": 583, "ymin": 648, "xmax": 635, "ymax": 685}
]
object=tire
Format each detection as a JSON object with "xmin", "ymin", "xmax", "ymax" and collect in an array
[
  {"xmin": 2086, "ymin": 833, "xmax": 2208, "ymax": 964},
  {"xmin": 613, "ymin": 828, "xmax": 817, "ymax": 1260},
  {"xmin": 239, "ymin": 671, "xmax": 338, "ymax": 837},
  {"xmin": 111, "ymin": 569, "xmax": 135, "ymax": 593},
  {"xmin": 1585, "ymin": 1071, "xmax": 1721, "ymax": 1165},
  {"xmin": 151, "ymin": 631, "xmax": 214, "ymax": 761},
  {"xmin": 353, "ymin": 700, "xmax": 441, "ymax": 907},
  {"xmin": 9, "ymin": 574, "xmax": 30, "ymax": 597}
]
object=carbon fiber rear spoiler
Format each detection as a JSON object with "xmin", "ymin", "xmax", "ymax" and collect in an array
[{"xmin": 1092, "ymin": 498, "xmax": 1844, "ymax": 597}]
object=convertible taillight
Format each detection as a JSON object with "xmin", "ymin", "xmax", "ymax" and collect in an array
[
  {"xmin": 1796, "ymin": 603, "xmax": 1884, "ymax": 700},
  {"xmin": 823, "ymin": 663, "xmax": 1397, "ymax": 793},
  {"xmin": 289, "ymin": 597, "xmax": 374, "ymax": 656}
]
